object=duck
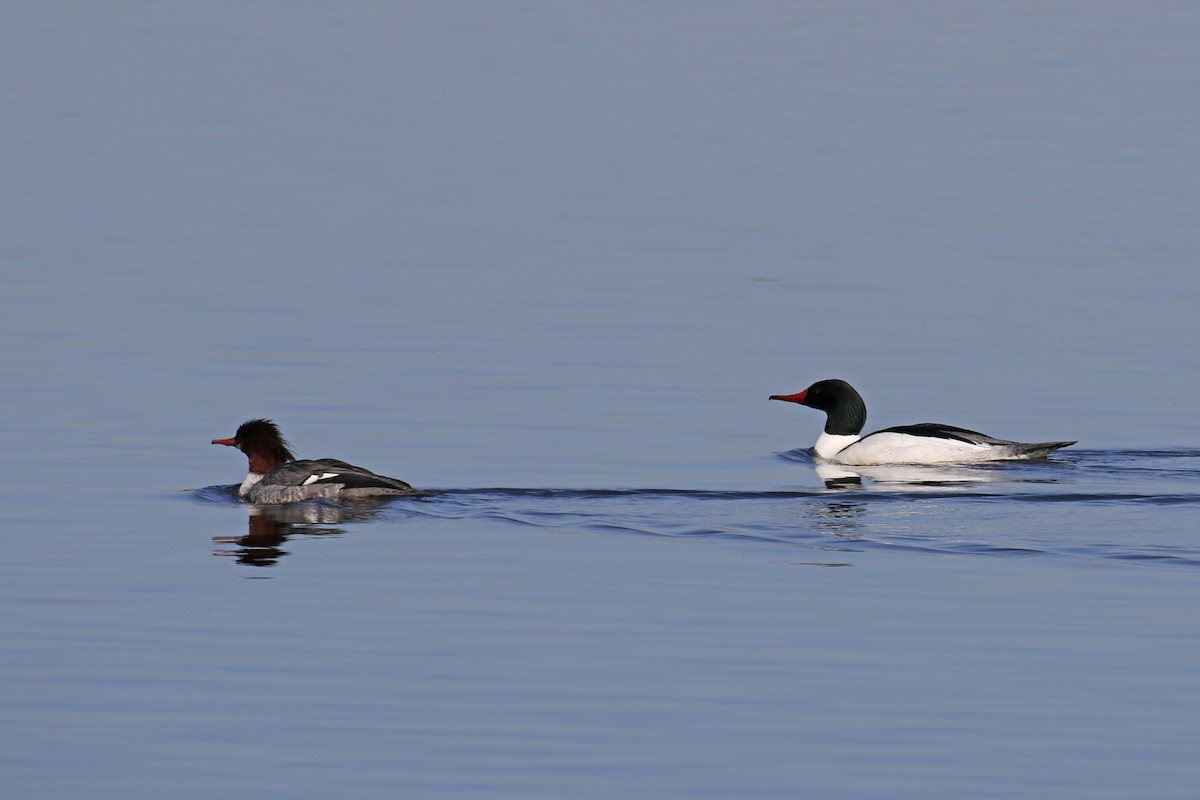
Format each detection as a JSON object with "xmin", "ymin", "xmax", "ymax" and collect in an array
[
  {"xmin": 770, "ymin": 379, "xmax": 1075, "ymax": 466},
  {"xmin": 212, "ymin": 419, "xmax": 420, "ymax": 503}
]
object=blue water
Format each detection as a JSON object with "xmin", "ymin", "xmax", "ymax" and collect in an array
[{"xmin": 4, "ymin": 2, "xmax": 1200, "ymax": 798}]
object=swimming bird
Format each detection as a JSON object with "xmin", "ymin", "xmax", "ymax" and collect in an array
[
  {"xmin": 212, "ymin": 419, "xmax": 420, "ymax": 503},
  {"xmin": 770, "ymin": 379, "xmax": 1075, "ymax": 465}
]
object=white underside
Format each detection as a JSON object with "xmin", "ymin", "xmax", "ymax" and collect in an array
[{"xmin": 815, "ymin": 431, "xmax": 999, "ymax": 466}]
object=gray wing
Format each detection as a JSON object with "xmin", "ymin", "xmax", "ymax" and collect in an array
[{"xmin": 261, "ymin": 459, "xmax": 417, "ymax": 493}]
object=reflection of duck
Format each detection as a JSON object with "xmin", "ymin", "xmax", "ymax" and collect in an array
[
  {"xmin": 771, "ymin": 379, "xmax": 1075, "ymax": 465},
  {"xmin": 815, "ymin": 461, "xmax": 1002, "ymax": 489},
  {"xmin": 212, "ymin": 419, "xmax": 420, "ymax": 503},
  {"xmin": 212, "ymin": 511, "xmax": 295, "ymax": 567},
  {"xmin": 805, "ymin": 500, "xmax": 866, "ymax": 540},
  {"xmin": 212, "ymin": 502, "xmax": 392, "ymax": 567}
]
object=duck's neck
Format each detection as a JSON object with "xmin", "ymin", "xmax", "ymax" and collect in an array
[
  {"xmin": 824, "ymin": 399, "xmax": 866, "ymax": 437},
  {"xmin": 249, "ymin": 449, "xmax": 285, "ymax": 472}
]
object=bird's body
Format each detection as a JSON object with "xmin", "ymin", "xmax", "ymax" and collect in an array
[
  {"xmin": 212, "ymin": 419, "xmax": 419, "ymax": 503},
  {"xmin": 771, "ymin": 380, "xmax": 1075, "ymax": 466}
]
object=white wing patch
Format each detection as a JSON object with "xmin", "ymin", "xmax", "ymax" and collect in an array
[{"xmin": 301, "ymin": 472, "xmax": 342, "ymax": 486}]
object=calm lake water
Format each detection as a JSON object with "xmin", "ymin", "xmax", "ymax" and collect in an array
[{"xmin": 4, "ymin": 2, "xmax": 1200, "ymax": 798}]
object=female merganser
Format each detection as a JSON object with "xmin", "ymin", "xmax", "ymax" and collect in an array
[
  {"xmin": 770, "ymin": 379, "xmax": 1075, "ymax": 466},
  {"xmin": 211, "ymin": 419, "xmax": 420, "ymax": 503}
]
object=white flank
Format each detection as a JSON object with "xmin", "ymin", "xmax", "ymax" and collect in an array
[{"xmin": 830, "ymin": 432, "xmax": 994, "ymax": 466}]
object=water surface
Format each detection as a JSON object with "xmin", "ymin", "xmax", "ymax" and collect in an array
[{"xmin": 3, "ymin": 1, "xmax": 1200, "ymax": 798}]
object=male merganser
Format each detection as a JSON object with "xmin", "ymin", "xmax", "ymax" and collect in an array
[
  {"xmin": 212, "ymin": 419, "xmax": 420, "ymax": 503},
  {"xmin": 770, "ymin": 379, "xmax": 1075, "ymax": 466}
]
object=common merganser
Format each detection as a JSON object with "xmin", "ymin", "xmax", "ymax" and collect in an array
[
  {"xmin": 770, "ymin": 379, "xmax": 1075, "ymax": 466},
  {"xmin": 212, "ymin": 419, "xmax": 420, "ymax": 503}
]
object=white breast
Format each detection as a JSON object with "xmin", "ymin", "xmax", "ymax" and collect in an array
[
  {"xmin": 813, "ymin": 432, "xmax": 862, "ymax": 460},
  {"xmin": 238, "ymin": 472, "xmax": 264, "ymax": 497}
]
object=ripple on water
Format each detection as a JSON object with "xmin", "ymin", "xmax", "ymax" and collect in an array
[{"xmin": 194, "ymin": 449, "xmax": 1200, "ymax": 570}]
